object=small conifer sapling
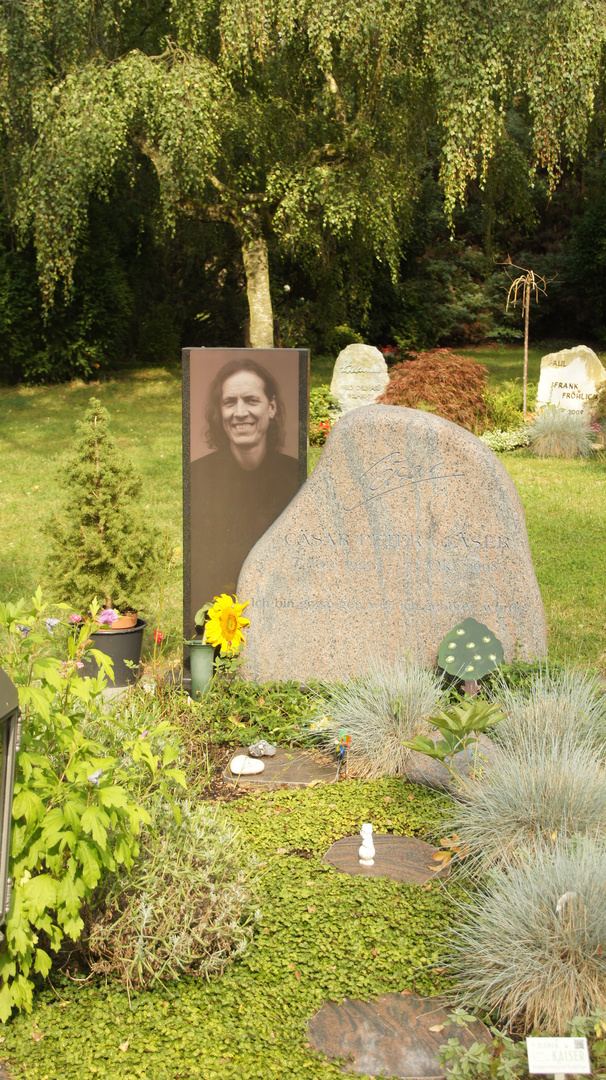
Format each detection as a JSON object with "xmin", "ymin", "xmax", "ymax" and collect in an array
[{"xmin": 47, "ymin": 397, "xmax": 159, "ymax": 613}]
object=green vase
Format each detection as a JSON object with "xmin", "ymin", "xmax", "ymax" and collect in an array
[{"xmin": 188, "ymin": 640, "xmax": 215, "ymax": 698}]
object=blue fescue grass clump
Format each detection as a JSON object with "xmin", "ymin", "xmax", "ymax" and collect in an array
[
  {"xmin": 306, "ymin": 657, "xmax": 448, "ymax": 779},
  {"xmin": 449, "ymin": 836, "xmax": 606, "ymax": 1034},
  {"xmin": 448, "ymin": 737, "xmax": 606, "ymax": 865},
  {"xmin": 528, "ymin": 406, "xmax": 594, "ymax": 458},
  {"xmin": 490, "ymin": 664, "xmax": 606, "ymax": 757}
]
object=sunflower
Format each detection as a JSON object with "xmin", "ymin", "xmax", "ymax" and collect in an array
[{"xmin": 204, "ymin": 594, "xmax": 250, "ymax": 654}]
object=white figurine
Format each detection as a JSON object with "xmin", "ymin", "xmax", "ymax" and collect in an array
[{"xmin": 358, "ymin": 822, "xmax": 375, "ymax": 866}]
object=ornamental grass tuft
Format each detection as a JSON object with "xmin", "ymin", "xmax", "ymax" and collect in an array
[
  {"xmin": 448, "ymin": 739, "xmax": 606, "ymax": 865},
  {"xmin": 491, "ymin": 664, "xmax": 606, "ymax": 757},
  {"xmin": 85, "ymin": 800, "xmax": 259, "ymax": 991},
  {"xmin": 308, "ymin": 657, "xmax": 447, "ymax": 779},
  {"xmin": 450, "ymin": 836, "xmax": 606, "ymax": 1034},
  {"xmin": 527, "ymin": 406, "xmax": 594, "ymax": 458}
]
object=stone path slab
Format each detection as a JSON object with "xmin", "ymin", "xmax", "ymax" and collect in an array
[
  {"xmin": 308, "ymin": 992, "xmax": 490, "ymax": 1078},
  {"xmin": 323, "ymin": 834, "xmax": 449, "ymax": 884},
  {"xmin": 222, "ymin": 747, "xmax": 338, "ymax": 788}
]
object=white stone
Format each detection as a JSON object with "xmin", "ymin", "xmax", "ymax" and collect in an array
[
  {"xmin": 536, "ymin": 345, "xmax": 606, "ymax": 413},
  {"xmin": 229, "ymin": 755, "xmax": 265, "ymax": 775},
  {"xmin": 359, "ymin": 822, "xmax": 375, "ymax": 866},
  {"xmin": 330, "ymin": 344, "xmax": 390, "ymax": 415}
]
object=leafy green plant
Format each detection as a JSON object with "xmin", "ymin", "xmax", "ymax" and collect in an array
[
  {"xmin": 85, "ymin": 800, "xmax": 259, "ymax": 990},
  {"xmin": 181, "ymin": 677, "xmax": 316, "ymax": 752},
  {"xmin": 527, "ymin": 406, "xmax": 595, "ymax": 458},
  {"xmin": 484, "ymin": 379, "xmax": 527, "ymax": 431},
  {"xmin": 45, "ymin": 397, "xmax": 159, "ymax": 613},
  {"xmin": 404, "ymin": 699, "xmax": 505, "ymax": 782},
  {"xmin": 223, "ymin": 776, "xmax": 449, "ymax": 858},
  {"xmin": 309, "ymin": 385, "xmax": 340, "ymax": 446},
  {"xmin": 447, "ymin": 837, "xmax": 606, "ymax": 1034},
  {"xmin": 0, "ymin": 591, "xmax": 186, "ymax": 1020},
  {"xmin": 438, "ymin": 1007, "xmax": 606, "ymax": 1079},
  {"xmin": 307, "ymin": 657, "xmax": 448, "ymax": 779}
]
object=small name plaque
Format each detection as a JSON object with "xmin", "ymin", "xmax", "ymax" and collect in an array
[{"xmin": 526, "ymin": 1036, "xmax": 591, "ymax": 1076}]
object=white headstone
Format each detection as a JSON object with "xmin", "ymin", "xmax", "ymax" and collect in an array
[
  {"xmin": 536, "ymin": 345, "xmax": 606, "ymax": 413},
  {"xmin": 330, "ymin": 344, "xmax": 390, "ymax": 415}
]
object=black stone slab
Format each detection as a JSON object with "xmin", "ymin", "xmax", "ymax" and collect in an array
[
  {"xmin": 308, "ymin": 992, "xmax": 490, "ymax": 1078},
  {"xmin": 222, "ymin": 747, "xmax": 338, "ymax": 788},
  {"xmin": 323, "ymin": 834, "xmax": 450, "ymax": 884}
]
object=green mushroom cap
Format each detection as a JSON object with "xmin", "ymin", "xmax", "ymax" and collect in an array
[{"xmin": 436, "ymin": 617, "xmax": 504, "ymax": 680}]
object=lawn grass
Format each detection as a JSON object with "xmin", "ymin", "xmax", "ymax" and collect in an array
[
  {"xmin": 1, "ymin": 347, "xmax": 605, "ymax": 668},
  {"xmin": 0, "ymin": 368, "xmax": 184, "ymax": 652}
]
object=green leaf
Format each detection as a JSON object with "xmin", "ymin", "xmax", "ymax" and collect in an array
[
  {"xmin": 76, "ymin": 841, "xmax": 103, "ymax": 889},
  {"xmin": 0, "ymin": 981, "xmax": 13, "ymax": 1024},
  {"xmin": 39, "ymin": 807, "xmax": 66, "ymax": 845},
  {"xmin": 34, "ymin": 948, "xmax": 52, "ymax": 978},
  {"xmin": 56, "ymin": 872, "xmax": 85, "ymax": 916},
  {"xmin": 12, "ymin": 789, "xmax": 45, "ymax": 826},
  {"xmin": 17, "ymin": 684, "xmax": 51, "ymax": 722},
  {"xmin": 22, "ymin": 875, "xmax": 58, "ymax": 921},
  {"xmin": 97, "ymin": 785, "xmax": 129, "ymax": 809},
  {"xmin": 81, "ymin": 806, "xmax": 109, "ymax": 847}
]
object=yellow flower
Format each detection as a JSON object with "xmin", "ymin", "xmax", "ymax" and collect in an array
[{"xmin": 204, "ymin": 594, "xmax": 250, "ymax": 654}]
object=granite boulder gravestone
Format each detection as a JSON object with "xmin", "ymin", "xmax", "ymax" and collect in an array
[
  {"xmin": 536, "ymin": 345, "xmax": 606, "ymax": 412},
  {"xmin": 330, "ymin": 344, "xmax": 390, "ymax": 415},
  {"xmin": 237, "ymin": 405, "xmax": 547, "ymax": 683}
]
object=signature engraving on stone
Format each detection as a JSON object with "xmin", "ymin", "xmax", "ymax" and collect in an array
[{"xmin": 341, "ymin": 452, "xmax": 465, "ymax": 512}]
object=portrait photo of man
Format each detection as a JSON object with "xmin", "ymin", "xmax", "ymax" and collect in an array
[{"xmin": 183, "ymin": 348, "xmax": 308, "ymax": 635}]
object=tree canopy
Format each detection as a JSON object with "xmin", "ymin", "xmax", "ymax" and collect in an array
[{"xmin": 1, "ymin": 0, "xmax": 605, "ymax": 347}]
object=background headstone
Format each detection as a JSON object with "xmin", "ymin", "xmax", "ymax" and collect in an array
[
  {"xmin": 238, "ymin": 405, "xmax": 547, "ymax": 683},
  {"xmin": 536, "ymin": 345, "xmax": 605, "ymax": 412},
  {"xmin": 330, "ymin": 344, "xmax": 390, "ymax": 415}
]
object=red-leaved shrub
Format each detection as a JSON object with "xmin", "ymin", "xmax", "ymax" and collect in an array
[{"xmin": 376, "ymin": 348, "xmax": 488, "ymax": 431}]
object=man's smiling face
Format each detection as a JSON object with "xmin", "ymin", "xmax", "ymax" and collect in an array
[{"xmin": 220, "ymin": 371, "xmax": 277, "ymax": 452}]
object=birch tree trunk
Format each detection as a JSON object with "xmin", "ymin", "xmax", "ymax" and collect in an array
[{"xmin": 242, "ymin": 235, "xmax": 274, "ymax": 347}]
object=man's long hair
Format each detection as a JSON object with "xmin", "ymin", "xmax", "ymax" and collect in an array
[{"xmin": 205, "ymin": 358, "xmax": 286, "ymax": 452}]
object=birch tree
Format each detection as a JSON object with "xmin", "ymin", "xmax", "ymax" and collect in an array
[{"xmin": 1, "ymin": 0, "xmax": 604, "ymax": 348}]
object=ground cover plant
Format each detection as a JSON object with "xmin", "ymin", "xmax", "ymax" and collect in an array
[{"xmin": 2, "ymin": 779, "xmax": 454, "ymax": 1080}]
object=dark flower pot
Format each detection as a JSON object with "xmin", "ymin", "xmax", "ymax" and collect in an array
[{"xmin": 86, "ymin": 619, "xmax": 147, "ymax": 688}]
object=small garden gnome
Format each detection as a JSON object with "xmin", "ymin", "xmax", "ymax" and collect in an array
[{"xmin": 358, "ymin": 822, "xmax": 375, "ymax": 866}]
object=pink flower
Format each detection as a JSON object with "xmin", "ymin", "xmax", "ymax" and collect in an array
[
  {"xmin": 153, "ymin": 629, "xmax": 164, "ymax": 644},
  {"xmin": 69, "ymin": 613, "xmax": 82, "ymax": 624},
  {"xmin": 98, "ymin": 609, "xmax": 118, "ymax": 626}
]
